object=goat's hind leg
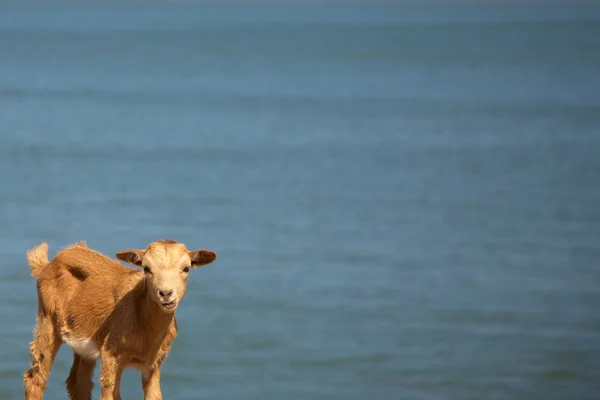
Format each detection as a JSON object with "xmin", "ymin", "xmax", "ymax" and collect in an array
[
  {"xmin": 66, "ymin": 353, "xmax": 96, "ymax": 400},
  {"xmin": 23, "ymin": 314, "xmax": 62, "ymax": 400}
]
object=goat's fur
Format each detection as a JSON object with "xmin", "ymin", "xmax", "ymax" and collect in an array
[{"xmin": 23, "ymin": 240, "xmax": 217, "ymax": 400}]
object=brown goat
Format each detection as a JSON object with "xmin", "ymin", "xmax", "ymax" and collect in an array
[{"xmin": 23, "ymin": 240, "xmax": 217, "ymax": 400}]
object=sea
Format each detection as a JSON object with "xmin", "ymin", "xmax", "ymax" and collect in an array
[{"xmin": 0, "ymin": 1, "xmax": 599, "ymax": 399}]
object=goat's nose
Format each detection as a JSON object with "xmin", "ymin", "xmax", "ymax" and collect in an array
[{"xmin": 159, "ymin": 289, "xmax": 173, "ymax": 298}]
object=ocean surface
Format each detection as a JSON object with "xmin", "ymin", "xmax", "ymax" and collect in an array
[{"xmin": 0, "ymin": 1, "xmax": 599, "ymax": 399}]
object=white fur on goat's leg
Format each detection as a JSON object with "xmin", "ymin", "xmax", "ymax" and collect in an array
[
  {"xmin": 62, "ymin": 335, "xmax": 101, "ymax": 360},
  {"xmin": 142, "ymin": 367, "xmax": 163, "ymax": 400}
]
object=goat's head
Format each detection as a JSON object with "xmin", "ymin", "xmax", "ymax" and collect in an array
[{"xmin": 116, "ymin": 239, "xmax": 216, "ymax": 313}]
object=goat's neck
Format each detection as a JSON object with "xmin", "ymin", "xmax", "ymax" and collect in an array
[{"xmin": 137, "ymin": 279, "xmax": 174, "ymax": 340}]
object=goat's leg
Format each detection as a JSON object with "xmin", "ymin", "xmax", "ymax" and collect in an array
[
  {"xmin": 99, "ymin": 352, "xmax": 124, "ymax": 400},
  {"xmin": 23, "ymin": 315, "xmax": 61, "ymax": 400},
  {"xmin": 66, "ymin": 353, "xmax": 96, "ymax": 400},
  {"xmin": 141, "ymin": 367, "xmax": 162, "ymax": 400}
]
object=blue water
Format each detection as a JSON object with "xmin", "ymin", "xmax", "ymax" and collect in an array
[{"xmin": 1, "ymin": 1, "xmax": 599, "ymax": 399}]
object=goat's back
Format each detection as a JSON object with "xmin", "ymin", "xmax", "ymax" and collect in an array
[{"xmin": 36, "ymin": 243, "xmax": 143, "ymax": 338}]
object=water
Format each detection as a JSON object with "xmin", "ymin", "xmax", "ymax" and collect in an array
[{"xmin": 1, "ymin": 1, "xmax": 599, "ymax": 399}]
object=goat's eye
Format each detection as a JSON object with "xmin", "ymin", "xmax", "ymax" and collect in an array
[
  {"xmin": 182, "ymin": 266, "xmax": 190, "ymax": 273},
  {"xmin": 143, "ymin": 266, "xmax": 152, "ymax": 274}
]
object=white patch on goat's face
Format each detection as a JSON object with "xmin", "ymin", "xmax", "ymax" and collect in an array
[{"xmin": 62, "ymin": 335, "xmax": 101, "ymax": 360}]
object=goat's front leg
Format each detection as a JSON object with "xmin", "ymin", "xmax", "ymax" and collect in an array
[
  {"xmin": 141, "ymin": 367, "xmax": 162, "ymax": 400},
  {"xmin": 99, "ymin": 352, "xmax": 124, "ymax": 400}
]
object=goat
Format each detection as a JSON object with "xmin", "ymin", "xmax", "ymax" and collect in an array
[{"xmin": 23, "ymin": 239, "xmax": 217, "ymax": 400}]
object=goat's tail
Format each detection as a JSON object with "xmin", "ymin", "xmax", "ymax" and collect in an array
[{"xmin": 27, "ymin": 242, "xmax": 49, "ymax": 278}]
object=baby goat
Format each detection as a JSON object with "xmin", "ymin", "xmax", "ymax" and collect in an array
[{"xmin": 23, "ymin": 239, "xmax": 217, "ymax": 400}]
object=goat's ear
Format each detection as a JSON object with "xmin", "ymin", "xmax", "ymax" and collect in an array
[
  {"xmin": 116, "ymin": 249, "xmax": 145, "ymax": 266},
  {"xmin": 189, "ymin": 249, "xmax": 217, "ymax": 268}
]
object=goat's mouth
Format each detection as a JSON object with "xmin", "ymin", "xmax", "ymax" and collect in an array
[{"xmin": 161, "ymin": 300, "xmax": 177, "ymax": 311}]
